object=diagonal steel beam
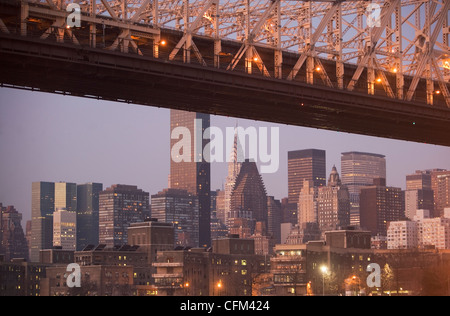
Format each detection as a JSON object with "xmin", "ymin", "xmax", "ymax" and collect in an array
[
  {"xmin": 406, "ymin": 1, "xmax": 450, "ymax": 102},
  {"xmin": 169, "ymin": 0, "xmax": 217, "ymax": 61},
  {"xmin": 287, "ymin": 1, "xmax": 339, "ymax": 81},
  {"xmin": 347, "ymin": 0, "xmax": 401, "ymax": 92}
]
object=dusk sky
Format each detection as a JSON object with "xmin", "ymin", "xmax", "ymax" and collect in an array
[{"xmin": 1, "ymin": 87, "xmax": 450, "ymax": 224}]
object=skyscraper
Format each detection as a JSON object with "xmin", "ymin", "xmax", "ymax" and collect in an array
[
  {"xmin": 151, "ymin": 188, "xmax": 199, "ymax": 248},
  {"xmin": 98, "ymin": 184, "xmax": 150, "ymax": 247},
  {"xmin": 170, "ymin": 110, "xmax": 211, "ymax": 247},
  {"xmin": 224, "ymin": 128, "xmax": 243, "ymax": 227},
  {"xmin": 267, "ymin": 196, "xmax": 282, "ymax": 244},
  {"xmin": 359, "ymin": 178, "xmax": 404, "ymax": 236},
  {"xmin": 54, "ymin": 182, "xmax": 77, "ymax": 212},
  {"xmin": 431, "ymin": 169, "xmax": 450, "ymax": 217},
  {"xmin": 317, "ymin": 166, "xmax": 350, "ymax": 232},
  {"xmin": 0, "ymin": 205, "xmax": 28, "ymax": 261},
  {"xmin": 405, "ymin": 171, "xmax": 434, "ymax": 219},
  {"xmin": 31, "ymin": 181, "xmax": 55, "ymax": 262},
  {"xmin": 229, "ymin": 159, "xmax": 268, "ymax": 236},
  {"xmin": 53, "ymin": 208, "xmax": 77, "ymax": 251},
  {"xmin": 297, "ymin": 180, "xmax": 318, "ymax": 227},
  {"xmin": 288, "ymin": 149, "xmax": 326, "ymax": 204},
  {"xmin": 77, "ymin": 183, "xmax": 103, "ymax": 250},
  {"xmin": 341, "ymin": 151, "xmax": 386, "ymax": 226}
]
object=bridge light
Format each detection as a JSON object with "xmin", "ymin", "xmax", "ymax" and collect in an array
[
  {"xmin": 376, "ymin": 78, "xmax": 382, "ymax": 83},
  {"xmin": 436, "ymin": 90, "xmax": 441, "ymax": 95},
  {"xmin": 253, "ymin": 57, "xmax": 259, "ymax": 62},
  {"xmin": 316, "ymin": 67, "xmax": 322, "ymax": 72},
  {"xmin": 392, "ymin": 68, "xmax": 398, "ymax": 73},
  {"xmin": 160, "ymin": 40, "xmax": 167, "ymax": 46}
]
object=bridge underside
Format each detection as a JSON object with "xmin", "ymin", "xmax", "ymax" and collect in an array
[{"xmin": 1, "ymin": 33, "xmax": 450, "ymax": 147}]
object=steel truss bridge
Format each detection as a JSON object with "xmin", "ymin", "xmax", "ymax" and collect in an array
[{"xmin": 0, "ymin": 0, "xmax": 450, "ymax": 146}]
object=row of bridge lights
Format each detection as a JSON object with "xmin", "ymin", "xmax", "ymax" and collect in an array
[{"xmin": 155, "ymin": 39, "xmax": 443, "ymax": 96}]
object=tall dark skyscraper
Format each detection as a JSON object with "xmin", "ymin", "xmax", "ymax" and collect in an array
[
  {"xmin": 98, "ymin": 184, "xmax": 150, "ymax": 247},
  {"xmin": 31, "ymin": 181, "xmax": 55, "ymax": 262},
  {"xmin": 288, "ymin": 149, "xmax": 326, "ymax": 204},
  {"xmin": 77, "ymin": 183, "xmax": 103, "ymax": 250},
  {"xmin": 170, "ymin": 110, "xmax": 211, "ymax": 247},
  {"xmin": 360, "ymin": 178, "xmax": 404, "ymax": 236}
]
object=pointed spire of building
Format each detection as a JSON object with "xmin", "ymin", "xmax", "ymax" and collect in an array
[
  {"xmin": 224, "ymin": 125, "xmax": 244, "ymax": 226},
  {"xmin": 328, "ymin": 165, "xmax": 342, "ymax": 187}
]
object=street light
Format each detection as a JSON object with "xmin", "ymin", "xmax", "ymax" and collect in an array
[{"xmin": 320, "ymin": 266, "xmax": 328, "ymax": 296}]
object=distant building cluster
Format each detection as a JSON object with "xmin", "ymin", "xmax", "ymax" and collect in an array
[{"xmin": 1, "ymin": 110, "xmax": 450, "ymax": 296}]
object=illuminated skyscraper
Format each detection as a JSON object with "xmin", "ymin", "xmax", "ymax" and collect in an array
[
  {"xmin": 170, "ymin": 110, "xmax": 211, "ymax": 247},
  {"xmin": 99, "ymin": 184, "xmax": 150, "ymax": 247},
  {"xmin": 151, "ymin": 188, "xmax": 199, "ymax": 247},
  {"xmin": 53, "ymin": 208, "xmax": 76, "ymax": 251},
  {"xmin": 341, "ymin": 152, "xmax": 386, "ymax": 226}
]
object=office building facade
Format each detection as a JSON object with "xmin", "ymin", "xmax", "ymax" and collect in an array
[
  {"xmin": 341, "ymin": 151, "xmax": 386, "ymax": 226},
  {"xmin": 99, "ymin": 185, "xmax": 150, "ymax": 247},
  {"xmin": 431, "ymin": 169, "xmax": 450, "ymax": 217},
  {"xmin": 405, "ymin": 171, "xmax": 434, "ymax": 219},
  {"xmin": 53, "ymin": 209, "xmax": 77, "ymax": 250},
  {"xmin": 77, "ymin": 183, "xmax": 103, "ymax": 250},
  {"xmin": 288, "ymin": 149, "xmax": 326, "ymax": 204},
  {"xmin": 359, "ymin": 178, "xmax": 404, "ymax": 236},
  {"xmin": 170, "ymin": 109, "xmax": 211, "ymax": 247},
  {"xmin": 317, "ymin": 166, "xmax": 351, "ymax": 232},
  {"xmin": 151, "ymin": 188, "xmax": 199, "ymax": 248},
  {"xmin": 31, "ymin": 182, "xmax": 55, "ymax": 262}
]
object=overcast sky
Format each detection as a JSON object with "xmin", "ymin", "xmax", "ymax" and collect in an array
[{"xmin": 1, "ymin": 87, "xmax": 450, "ymax": 224}]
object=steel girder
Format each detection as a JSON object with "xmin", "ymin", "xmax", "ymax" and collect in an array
[{"xmin": 0, "ymin": 0, "xmax": 450, "ymax": 108}]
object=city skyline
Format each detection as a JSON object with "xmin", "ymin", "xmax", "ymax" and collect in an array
[{"xmin": 1, "ymin": 87, "xmax": 450, "ymax": 227}]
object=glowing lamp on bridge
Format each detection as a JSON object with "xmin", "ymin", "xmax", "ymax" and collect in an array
[{"xmin": 439, "ymin": 58, "xmax": 450, "ymax": 70}]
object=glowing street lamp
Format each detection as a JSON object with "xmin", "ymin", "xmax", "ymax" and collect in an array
[{"xmin": 320, "ymin": 266, "xmax": 328, "ymax": 296}]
